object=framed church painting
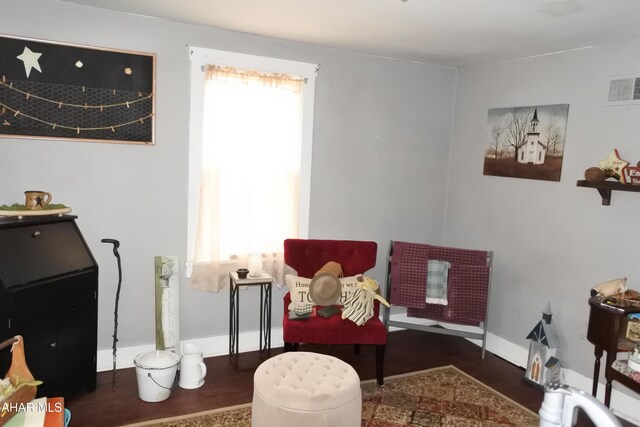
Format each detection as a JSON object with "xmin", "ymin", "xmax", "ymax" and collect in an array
[
  {"xmin": 0, "ymin": 34, "xmax": 155, "ymax": 145},
  {"xmin": 484, "ymin": 104, "xmax": 569, "ymax": 181}
]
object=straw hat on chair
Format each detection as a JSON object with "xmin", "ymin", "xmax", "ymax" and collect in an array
[{"xmin": 309, "ymin": 261, "xmax": 343, "ymax": 306}]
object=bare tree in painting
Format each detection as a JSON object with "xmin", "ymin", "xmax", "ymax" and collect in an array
[
  {"xmin": 504, "ymin": 108, "xmax": 534, "ymax": 161},
  {"xmin": 488, "ymin": 122, "xmax": 504, "ymax": 159},
  {"xmin": 542, "ymin": 115, "xmax": 563, "ymax": 156}
]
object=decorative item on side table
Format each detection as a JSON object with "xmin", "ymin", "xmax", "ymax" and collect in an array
[
  {"xmin": 248, "ymin": 253, "xmax": 263, "ymax": 277},
  {"xmin": 629, "ymin": 342, "xmax": 640, "ymax": 372},
  {"xmin": 627, "ymin": 313, "xmax": 640, "ymax": 343},
  {"xmin": 525, "ymin": 303, "xmax": 561, "ymax": 388}
]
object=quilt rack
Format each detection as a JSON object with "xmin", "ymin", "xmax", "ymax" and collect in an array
[{"xmin": 382, "ymin": 240, "xmax": 493, "ymax": 357}]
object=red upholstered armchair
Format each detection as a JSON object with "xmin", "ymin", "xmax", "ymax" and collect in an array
[{"xmin": 282, "ymin": 239, "xmax": 387, "ymax": 386}]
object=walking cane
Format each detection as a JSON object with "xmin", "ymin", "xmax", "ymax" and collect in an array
[{"xmin": 101, "ymin": 238, "xmax": 122, "ymax": 391}]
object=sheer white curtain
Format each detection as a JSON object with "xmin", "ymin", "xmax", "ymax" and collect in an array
[{"xmin": 189, "ymin": 65, "xmax": 303, "ymax": 292}]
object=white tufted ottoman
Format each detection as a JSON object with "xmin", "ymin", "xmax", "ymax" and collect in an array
[{"xmin": 251, "ymin": 351, "xmax": 361, "ymax": 427}]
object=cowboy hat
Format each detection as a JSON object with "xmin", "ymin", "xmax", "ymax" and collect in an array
[{"xmin": 309, "ymin": 272, "xmax": 342, "ymax": 306}]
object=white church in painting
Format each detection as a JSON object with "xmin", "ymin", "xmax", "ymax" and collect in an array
[{"xmin": 518, "ymin": 108, "xmax": 548, "ymax": 165}]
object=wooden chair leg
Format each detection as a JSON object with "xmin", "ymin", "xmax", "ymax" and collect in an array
[
  {"xmin": 375, "ymin": 344, "xmax": 385, "ymax": 386},
  {"xmin": 284, "ymin": 342, "xmax": 299, "ymax": 352}
]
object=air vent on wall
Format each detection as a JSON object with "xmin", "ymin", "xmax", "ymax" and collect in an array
[{"xmin": 607, "ymin": 73, "xmax": 640, "ymax": 105}]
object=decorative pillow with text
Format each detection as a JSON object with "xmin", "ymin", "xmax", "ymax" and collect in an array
[{"xmin": 285, "ymin": 274, "xmax": 363, "ymax": 311}]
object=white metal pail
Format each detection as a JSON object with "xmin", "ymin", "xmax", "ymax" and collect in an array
[{"xmin": 133, "ymin": 350, "xmax": 179, "ymax": 402}]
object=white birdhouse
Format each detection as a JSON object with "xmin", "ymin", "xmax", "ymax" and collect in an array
[{"xmin": 525, "ymin": 303, "xmax": 561, "ymax": 387}]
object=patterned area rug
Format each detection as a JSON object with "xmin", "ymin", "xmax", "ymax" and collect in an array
[{"xmin": 123, "ymin": 365, "xmax": 539, "ymax": 427}]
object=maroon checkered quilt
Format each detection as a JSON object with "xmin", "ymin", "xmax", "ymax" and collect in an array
[{"xmin": 389, "ymin": 241, "xmax": 490, "ymax": 326}]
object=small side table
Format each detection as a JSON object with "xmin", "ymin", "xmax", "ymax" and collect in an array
[
  {"xmin": 229, "ymin": 272, "xmax": 273, "ymax": 369},
  {"xmin": 586, "ymin": 295, "xmax": 640, "ymax": 407}
]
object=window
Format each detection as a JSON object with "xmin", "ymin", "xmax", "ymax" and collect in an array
[{"xmin": 187, "ymin": 48, "xmax": 317, "ymax": 291}]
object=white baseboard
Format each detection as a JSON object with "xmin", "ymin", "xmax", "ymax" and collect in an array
[
  {"xmin": 97, "ymin": 327, "xmax": 285, "ymax": 371},
  {"xmin": 98, "ymin": 314, "xmax": 639, "ymax": 425}
]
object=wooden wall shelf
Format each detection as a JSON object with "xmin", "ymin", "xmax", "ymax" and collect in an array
[{"xmin": 576, "ymin": 180, "xmax": 640, "ymax": 206}]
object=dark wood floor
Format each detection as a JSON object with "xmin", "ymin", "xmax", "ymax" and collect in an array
[{"xmin": 66, "ymin": 330, "xmax": 635, "ymax": 426}]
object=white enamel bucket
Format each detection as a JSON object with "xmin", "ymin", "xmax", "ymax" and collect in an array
[{"xmin": 133, "ymin": 350, "xmax": 179, "ymax": 402}]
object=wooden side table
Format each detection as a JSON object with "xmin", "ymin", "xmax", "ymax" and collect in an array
[
  {"xmin": 586, "ymin": 295, "xmax": 640, "ymax": 407},
  {"xmin": 611, "ymin": 359, "xmax": 640, "ymax": 390},
  {"xmin": 228, "ymin": 272, "xmax": 273, "ymax": 369}
]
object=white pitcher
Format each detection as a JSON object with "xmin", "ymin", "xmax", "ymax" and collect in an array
[{"xmin": 179, "ymin": 343, "xmax": 207, "ymax": 389}]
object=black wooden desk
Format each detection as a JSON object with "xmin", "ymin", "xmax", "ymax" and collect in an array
[
  {"xmin": 586, "ymin": 295, "xmax": 640, "ymax": 407},
  {"xmin": 0, "ymin": 215, "xmax": 98, "ymax": 399}
]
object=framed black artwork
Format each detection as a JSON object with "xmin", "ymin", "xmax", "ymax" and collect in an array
[{"xmin": 0, "ymin": 34, "xmax": 155, "ymax": 145}]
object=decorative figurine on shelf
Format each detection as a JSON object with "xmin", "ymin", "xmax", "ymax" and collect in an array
[
  {"xmin": 584, "ymin": 167, "xmax": 606, "ymax": 183},
  {"xmin": 525, "ymin": 303, "xmax": 562, "ymax": 388},
  {"xmin": 585, "ymin": 149, "xmax": 632, "ymax": 183},
  {"xmin": 597, "ymin": 149, "xmax": 629, "ymax": 183},
  {"xmin": 626, "ymin": 162, "xmax": 640, "ymax": 185}
]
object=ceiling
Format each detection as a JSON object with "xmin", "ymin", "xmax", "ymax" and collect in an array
[{"xmin": 58, "ymin": 0, "xmax": 640, "ymax": 67}]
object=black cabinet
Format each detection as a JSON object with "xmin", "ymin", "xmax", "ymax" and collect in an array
[{"xmin": 0, "ymin": 215, "xmax": 98, "ymax": 399}]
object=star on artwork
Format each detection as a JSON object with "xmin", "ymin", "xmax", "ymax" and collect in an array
[
  {"xmin": 598, "ymin": 149, "xmax": 629, "ymax": 183},
  {"xmin": 16, "ymin": 46, "xmax": 42, "ymax": 78}
]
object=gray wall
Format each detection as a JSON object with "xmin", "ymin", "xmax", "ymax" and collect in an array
[
  {"xmin": 0, "ymin": 0, "xmax": 455, "ymax": 350},
  {"xmin": 9, "ymin": 0, "xmax": 637, "ymax": 384},
  {"xmin": 446, "ymin": 39, "xmax": 640, "ymax": 379}
]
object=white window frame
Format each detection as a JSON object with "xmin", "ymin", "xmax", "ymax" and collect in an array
[{"xmin": 186, "ymin": 47, "xmax": 317, "ymax": 277}]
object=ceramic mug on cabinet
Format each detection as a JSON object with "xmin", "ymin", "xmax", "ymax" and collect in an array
[{"xmin": 24, "ymin": 191, "xmax": 52, "ymax": 210}]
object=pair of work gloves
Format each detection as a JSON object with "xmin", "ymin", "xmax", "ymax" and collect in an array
[{"xmin": 341, "ymin": 275, "xmax": 390, "ymax": 326}]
